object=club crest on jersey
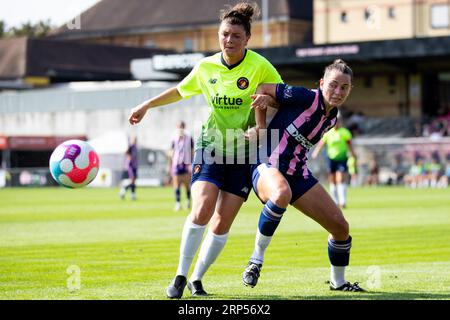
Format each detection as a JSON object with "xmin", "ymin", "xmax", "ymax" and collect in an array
[
  {"xmin": 209, "ymin": 78, "xmax": 217, "ymax": 84},
  {"xmin": 237, "ymin": 77, "xmax": 249, "ymax": 90}
]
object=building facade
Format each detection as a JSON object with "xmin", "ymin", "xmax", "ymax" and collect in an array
[{"xmin": 314, "ymin": 0, "xmax": 450, "ymax": 44}]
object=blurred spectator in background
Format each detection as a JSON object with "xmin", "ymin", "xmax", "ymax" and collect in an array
[
  {"xmin": 437, "ymin": 154, "xmax": 450, "ymax": 188},
  {"xmin": 424, "ymin": 154, "xmax": 443, "ymax": 188},
  {"xmin": 119, "ymin": 135, "xmax": 138, "ymax": 200},
  {"xmin": 404, "ymin": 157, "xmax": 425, "ymax": 188},
  {"xmin": 346, "ymin": 111, "xmax": 365, "ymax": 136},
  {"xmin": 364, "ymin": 157, "xmax": 379, "ymax": 186},
  {"xmin": 168, "ymin": 121, "xmax": 194, "ymax": 211},
  {"xmin": 392, "ymin": 153, "xmax": 408, "ymax": 185}
]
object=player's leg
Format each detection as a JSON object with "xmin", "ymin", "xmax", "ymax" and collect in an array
[
  {"xmin": 130, "ymin": 169, "xmax": 137, "ymax": 200},
  {"xmin": 328, "ymin": 158, "xmax": 339, "ymax": 205},
  {"xmin": 292, "ymin": 183, "xmax": 364, "ymax": 291},
  {"xmin": 335, "ymin": 162, "xmax": 348, "ymax": 208},
  {"xmin": 181, "ymin": 173, "xmax": 192, "ymax": 209},
  {"xmin": 188, "ymin": 190, "xmax": 244, "ymax": 296},
  {"xmin": 187, "ymin": 163, "xmax": 251, "ymax": 296},
  {"xmin": 242, "ymin": 164, "xmax": 291, "ymax": 287},
  {"xmin": 166, "ymin": 180, "xmax": 219, "ymax": 298},
  {"xmin": 172, "ymin": 174, "xmax": 182, "ymax": 211},
  {"xmin": 119, "ymin": 170, "xmax": 129, "ymax": 199},
  {"xmin": 166, "ymin": 152, "xmax": 223, "ymax": 299}
]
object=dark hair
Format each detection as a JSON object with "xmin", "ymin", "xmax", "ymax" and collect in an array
[
  {"xmin": 220, "ymin": 2, "xmax": 259, "ymax": 36},
  {"xmin": 324, "ymin": 59, "xmax": 353, "ymax": 81}
]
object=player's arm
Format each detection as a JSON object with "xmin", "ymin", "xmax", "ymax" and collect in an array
[
  {"xmin": 129, "ymin": 87, "xmax": 182, "ymax": 125},
  {"xmin": 251, "ymin": 84, "xmax": 279, "ymax": 110},
  {"xmin": 311, "ymin": 138, "xmax": 325, "ymax": 160},
  {"xmin": 347, "ymin": 140, "xmax": 357, "ymax": 164}
]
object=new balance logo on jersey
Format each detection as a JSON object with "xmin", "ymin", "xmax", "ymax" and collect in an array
[
  {"xmin": 211, "ymin": 93, "xmax": 243, "ymax": 107},
  {"xmin": 241, "ymin": 187, "xmax": 249, "ymax": 193},
  {"xmin": 283, "ymin": 85, "xmax": 293, "ymax": 99},
  {"xmin": 286, "ymin": 124, "xmax": 314, "ymax": 150}
]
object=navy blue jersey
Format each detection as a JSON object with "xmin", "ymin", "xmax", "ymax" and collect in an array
[{"xmin": 261, "ymin": 84, "xmax": 338, "ymax": 176}]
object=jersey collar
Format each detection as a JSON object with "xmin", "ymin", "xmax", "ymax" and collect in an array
[
  {"xmin": 318, "ymin": 88, "xmax": 338, "ymax": 118},
  {"xmin": 221, "ymin": 49, "xmax": 247, "ymax": 70}
]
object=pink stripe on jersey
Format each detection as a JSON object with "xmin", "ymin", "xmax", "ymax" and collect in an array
[
  {"xmin": 292, "ymin": 90, "xmax": 320, "ymax": 128},
  {"xmin": 269, "ymin": 131, "xmax": 289, "ymax": 167},
  {"xmin": 286, "ymin": 144, "xmax": 304, "ymax": 175},
  {"xmin": 269, "ymin": 90, "xmax": 320, "ymax": 166},
  {"xmin": 307, "ymin": 115, "xmax": 327, "ymax": 140}
]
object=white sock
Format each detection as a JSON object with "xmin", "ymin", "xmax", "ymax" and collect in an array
[
  {"xmin": 249, "ymin": 230, "xmax": 272, "ymax": 265},
  {"xmin": 329, "ymin": 184, "xmax": 338, "ymax": 205},
  {"xmin": 330, "ymin": 265, "xmax": 346, "ymax": 288},
  {"xmin": 190, "ymin": 231, "xmax": 228, "ymax": 282},
  {"xmin": 175, "ymin": 217, "xmax": 206, "ymax": 277},
  {"xmin": 337, "ymin": 183, "xmax": 347, "ymax": 206}
]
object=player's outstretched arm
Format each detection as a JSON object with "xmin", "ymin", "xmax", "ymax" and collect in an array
[
  {"xmin": 311, "ymin": 138, "xmax": 325, "ymax": 159},
  {"xmin": 129, "ymin": 87, "xmax": 182, "ymax": 125},
  {"xmin": 256, "ymin": 83, "xmax": 277, "ymax": 98}
]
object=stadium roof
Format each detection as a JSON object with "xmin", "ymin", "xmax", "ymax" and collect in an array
[
  {"xmin": 0, "ymin": 37, "xmax": 173, "ymax": 84},
  {"xmin": 49, "ymin": 0, "xmax": 312, "ymax": 39}
]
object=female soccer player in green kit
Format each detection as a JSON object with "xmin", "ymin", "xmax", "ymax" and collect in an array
[{"xmin": 129, "ymin": 2, "xmax": 282, "ymax": 299}]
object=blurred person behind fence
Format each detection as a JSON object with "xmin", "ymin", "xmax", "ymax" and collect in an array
[
  {"xmin": 120, "ymin": 135, "xmax": 138, "ymax": 200},
  {"xmin": 168, "ymin": 121, "xmax": 194, "ymax": 211}
]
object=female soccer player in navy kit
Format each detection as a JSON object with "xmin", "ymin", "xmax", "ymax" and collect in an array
[{"xmin": 242, "ymin": 59, "xmax": 365, "ymax": 292}]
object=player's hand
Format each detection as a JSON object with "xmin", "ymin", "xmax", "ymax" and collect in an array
[
  {"xmin": 128, "ymin": 103, "xmax": 148, "ymax": 125},
  {"xmin": 251, "ymin": 94, "xmax": 274, "ymax": 110}
]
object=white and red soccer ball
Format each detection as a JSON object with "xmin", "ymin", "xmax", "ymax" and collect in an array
[{"xmin": 49, "ymin": 140, "xmax": 99, "ymax": 188}]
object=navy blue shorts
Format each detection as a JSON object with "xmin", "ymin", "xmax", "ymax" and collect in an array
[
  {"xmin": 327, "ymin": 158, "xmax": 348, "ymax": 173},
  {"xmin": 191, "ymin": 149, "xmax": 252, "ymax": 200},
  {"xmin": 252, "ymin": 163, "xmax": 318, "ymax": 204},
  {"xmin": 122, "ymin": 167, "xmax": 137, "ymax": 179},
  {"xmin": 173, "ymin": 164, "xmax": 189, "ymax": 176}
]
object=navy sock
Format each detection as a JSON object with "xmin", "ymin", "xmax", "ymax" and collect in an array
[
  {"xmin": 130, "ymin": 184, "xmax": 136, "ymax": 193},
  {"xmin": 328, "ymin": 236, "xmax": 352, "ymax": 266},
  {"xmin": 186, "ymin": 190, "xmax": 191, "ymax": 201},
  {"xmin": 258, "ymin": 200, "xmax": 286, "ymax": 236},
  {"xmin": 175, "ymin": 188, "xmax": 181, "ymax": 202}
]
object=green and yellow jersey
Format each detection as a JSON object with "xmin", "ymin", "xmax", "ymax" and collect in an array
[
  {"xmin": 177, "ymin": 49, "xmax": 282, "ymax": 156},
  {"xmin": 322, "ymin": 127, "xmax": 353, "ymax": 161}
]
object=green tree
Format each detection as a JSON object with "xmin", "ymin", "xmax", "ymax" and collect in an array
[
  {"xmin": 1, "ymin": 19, "xmax": 54, "ymax": 38},
  {"xmin": 0, "ymin": 20, "xmax": 5, "ymax": 38}
]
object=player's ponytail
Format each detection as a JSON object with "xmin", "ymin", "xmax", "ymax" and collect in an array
[
  {"xmin": 220, "ymin": 2, "xmax": 260, "ymax": 36},
  {"xmin": 324, "ymin": 59, "xmax": 353, "ymax": 81}
]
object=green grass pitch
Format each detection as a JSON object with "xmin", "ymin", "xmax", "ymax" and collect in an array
[{"xmin": 0, "ymin": 186, "xmax": 449, "ymax": 300}]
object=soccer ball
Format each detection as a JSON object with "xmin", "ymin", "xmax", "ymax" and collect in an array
[{"xmin": 49, "ymin": 139, "xmax": 100, "ymax": 188}]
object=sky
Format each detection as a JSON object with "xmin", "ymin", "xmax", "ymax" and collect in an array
[{"xmin": 0, "ymin": 0, "xmax": 101, "ymax": 28}]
